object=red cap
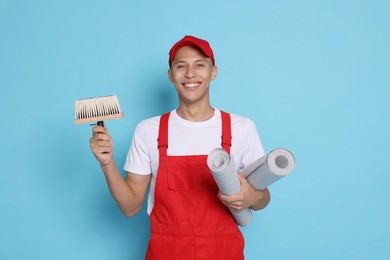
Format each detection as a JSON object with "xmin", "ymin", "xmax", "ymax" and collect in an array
[{"xmin": 169, "ymin": 35, "xmax": 215, "ymax": 66}]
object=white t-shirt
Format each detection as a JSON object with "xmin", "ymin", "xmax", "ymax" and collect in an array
[{"xmin": 124, "ymin": 108, "xmax": 265, "ymax": 214}]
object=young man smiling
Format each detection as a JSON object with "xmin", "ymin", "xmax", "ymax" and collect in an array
[
  {"xmin": 168, "ymin": 45, "xmax": 217, "ymax": 120},
  {"xmin": 90, "ymin": 35, "xmax": 270, "ymax": 259}
]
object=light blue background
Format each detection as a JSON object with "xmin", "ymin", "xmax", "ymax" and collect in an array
[{"xmin": 1, "ymin": 0, "xmax": 389, "ymax": 259}]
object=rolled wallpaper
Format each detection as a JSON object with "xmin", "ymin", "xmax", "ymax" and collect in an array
[
  {"xmin": 207, "ymin": 148, "xmax": 253, "ymax": 226},
  {"xmin": 240, "ymin": 148, "xmax": 295, "ymax": 190},
  {"xmin": 207, "ymin": 148, "xmax": 295, "ymax": 226}
]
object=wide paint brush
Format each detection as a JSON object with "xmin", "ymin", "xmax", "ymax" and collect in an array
[{"xmin": 74, "ymin": 95, "xmax": 124, "ymax": 127}]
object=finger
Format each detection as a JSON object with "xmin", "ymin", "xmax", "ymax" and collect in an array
[
  {"xmin": 92, "ymin": 146, "xmax": 112, "ymax": 154},
  {"xmin": 97, "ymin": 141, "xmax": 112, "ymax": 147},
  {"xmin": 218, "ymin": 192, "xmax": 238, "ymax": 204},
  {"xmin": 223, "ymin": 200, "xmax": 244, "ymax": 212},
  {"xmin": 238, "ymin": 174, "xmax": 256, "ymax": 194},
  {"xmin": 91, "ymin": 140, "xmax": 112, "ymax": 149},
  {"xmin": 95, "ymin": 133, "xmax": 111, "ymax": 141},
  {"xmin": 231, "ymin": 206, "xmax": 246, "ymax": 212},
  {"xmin": 92, "ymin": 126, "xmax": 110, "ymax": 136},
  {"xmin": 90, "ymin": 133, "xmax": 112, "ymax": 144},
  {"xmin": 238, "ymin": 174, "xmax": 249, "ymax": 185},
  {"xmin": 218, "ymin": 191, "xmax": 229, "ymax": 202}
]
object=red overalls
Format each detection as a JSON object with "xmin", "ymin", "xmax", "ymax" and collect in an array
[{"xmin": 145, "ymin": 111, "xmax": 245, "ymax": 260}]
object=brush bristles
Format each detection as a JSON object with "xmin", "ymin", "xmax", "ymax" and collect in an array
[{"xmin": 74, "ymin": 95, "xmax": 124, "ymax": 124}]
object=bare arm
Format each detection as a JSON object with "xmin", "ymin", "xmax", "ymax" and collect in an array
[
  {"xmin": 101, "ymin": 162, "xmax": 151, "ymax": 217},
  {"xmin": 90, "ymin": 126, "xmax": 151, "ymax": 217},
  {"xmin": 218, "ymin": 174, "xmax": 271, "ymax": 212}
]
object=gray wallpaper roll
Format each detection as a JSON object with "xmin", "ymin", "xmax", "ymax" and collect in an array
[
  {"xmin": 240, "ymin": 148, "xmax": 295, "ymax": 190},
  {"xmin": 207, "ymin": 148, "xmax": 253, "ymax": 227},
  {"xmin": 208, "ymin": 147, "xmax": 295, "ymax": 227}
]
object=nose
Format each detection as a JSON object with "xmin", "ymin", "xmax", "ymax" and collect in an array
[{"xmin": 185, "ymin": 66, "xmax": 196, "ymax": 78}]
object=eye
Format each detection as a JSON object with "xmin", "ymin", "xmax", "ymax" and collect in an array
[
  {"xmin": 196, "ymin": 63, "xmax": 205, "ymax": 68},
  {"xmin": 175, "ymin": 64, "xmax": 186, "ymax": 69}
]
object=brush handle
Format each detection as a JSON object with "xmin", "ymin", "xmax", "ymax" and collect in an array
[{"xmin": 97, "ymin": 121, "xmax": 105, "ymax": 127}]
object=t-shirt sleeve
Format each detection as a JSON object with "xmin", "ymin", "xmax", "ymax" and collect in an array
[
  {"xmin": 123, "ymin": 121, "xmax": 152, "ymax": 175},
  {"xmin": 239, "ymin": 119, "xmax": 265, "ymax": 169}
]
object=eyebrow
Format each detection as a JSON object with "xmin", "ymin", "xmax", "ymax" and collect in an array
[{"xmin": 173, "ymin": 59, "xmax": 208, "ymax": 65}]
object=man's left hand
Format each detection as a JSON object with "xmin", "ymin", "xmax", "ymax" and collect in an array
[{"xmin": 218, "ymin": 174, "xmax": 270, "ymax": 212}]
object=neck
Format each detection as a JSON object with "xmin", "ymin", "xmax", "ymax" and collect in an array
[{"xmin": 176, "ymin": 104, "xmax": 215, "ymax": 122}]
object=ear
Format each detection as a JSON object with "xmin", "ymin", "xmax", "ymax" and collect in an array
[
  {"xmin": 211, "ymin": 66, "xmax": 218, "ymax": 81},
  {"xmin": 168, "ymin": 69, "xmax": 173, "ymax": 83}
]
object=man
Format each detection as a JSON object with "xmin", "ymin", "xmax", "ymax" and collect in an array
[{"xmin": 90, "ymin": 35, "xmax": 270, "ymax": 259}]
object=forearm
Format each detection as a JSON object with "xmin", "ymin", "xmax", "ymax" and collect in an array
[
  {"xmin": 100, "ymin": 161, "xmax": 140, "ymax": 216},
  {"xmin": 250, "ymin": 188, "xmax": 271, "ymax": 211}
]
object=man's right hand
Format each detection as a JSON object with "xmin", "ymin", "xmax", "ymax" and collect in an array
[{"xmin": 89, "ymin": 126, "xmax": 114, "ymax": 166}]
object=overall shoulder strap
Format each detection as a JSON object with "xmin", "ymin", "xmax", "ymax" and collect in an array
[
  {"xmin": 158, "ymin": 112, "xmax": 170, "ymax": 156},
  {"xmin": 220, "ymin": 110, "xmax": 232, "ymax": 154}
]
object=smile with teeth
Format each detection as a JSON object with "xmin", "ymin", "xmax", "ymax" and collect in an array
[{"xmin": 183, "ymin": 82, "xmax": 201, "ymax": 89}]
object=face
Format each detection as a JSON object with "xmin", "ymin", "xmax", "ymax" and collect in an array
[{"xmin": 168, "ymin": 46, "xmax": 217, "ymax": 107}]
